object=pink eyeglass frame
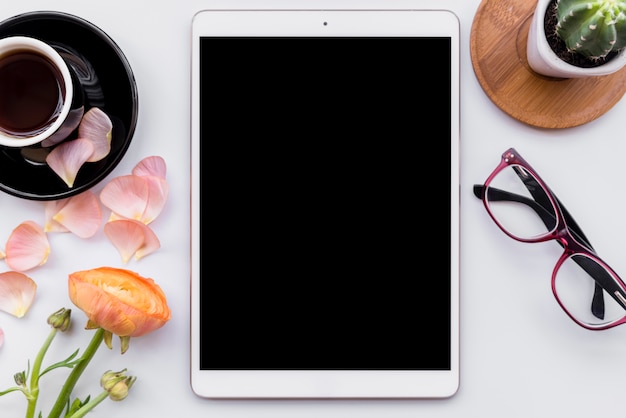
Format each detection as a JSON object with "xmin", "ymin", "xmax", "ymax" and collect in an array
[{"xmin": 474, "ymin": 148, "xmax": 626, "ymax": 330}]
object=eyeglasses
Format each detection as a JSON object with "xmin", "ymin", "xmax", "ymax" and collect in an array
[{"xmin": 474, "ymin": 148, "xmax": 626, "ymax": 330}]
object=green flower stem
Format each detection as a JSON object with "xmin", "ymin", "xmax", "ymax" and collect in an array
[
  {"xmin": 47, "ymin": 328, "xmax": 105, "ymax": 418},
  {"xmin": 25, "ymin": 327, "xmax": 59, "ymax": 418},
  {"xmin": 67, "ymin": 390, "xmax": 108, "ymax": 418}
]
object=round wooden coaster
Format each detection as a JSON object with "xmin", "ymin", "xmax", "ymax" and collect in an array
[{"xmin": 470, "ymin": 0, "xmax": 626, "ymax": 129}]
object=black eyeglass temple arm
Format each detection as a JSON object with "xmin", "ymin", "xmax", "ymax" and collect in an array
[{"xmin": 510, "ymin": 166, "xmax": 593, "ymax": 251}]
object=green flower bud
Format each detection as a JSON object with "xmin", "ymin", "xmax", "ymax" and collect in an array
[
  {"xmin": 101, "ymin": 369, "xmax": 136, "ymax": 401},
  {"xmin": 13, "ymin": 371, "xmax": 26, "ymax": 386},
  {"xmin": 108, "ymin": 376, "xmax": 136, "ymax": 401},
  {"xmin": 47, "ymin": 308, "xmax": 71, "ymax": 332},
  {"xmin": 100, "ymin": 369, "xmax": 125, "ymax": 391}
]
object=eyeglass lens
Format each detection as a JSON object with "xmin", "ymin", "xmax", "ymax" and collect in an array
[
  {"xmin": 485, "ymin": 164, "xmax": 557, "ymax": 240},
  {"xmin": 556, "ymin": 254, "xmax": 626, "ymax": 327},
  {"xmin": 485, "ymin": 164, "xmax": 626, "ymax": 328}
]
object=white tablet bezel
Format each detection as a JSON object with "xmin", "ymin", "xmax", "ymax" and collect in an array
[{"xmin": 190, "ymin": 8, "xmax": 460, "ymax": 399}]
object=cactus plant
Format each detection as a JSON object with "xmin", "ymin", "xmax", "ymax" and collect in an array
[{"xmin": 555, "ymin": 0, "xmax": 626, "ymax": 59}]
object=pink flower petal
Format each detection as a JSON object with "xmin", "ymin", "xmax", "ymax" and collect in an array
[
  {"xmin": 141, "ymin": 176, "xmax": 169, "ymax": 224},
  {"xmin": 0, "ymin": 327, "xmax": 4, "ymax": 347},
  {"xmin": 0, "ymin": 271, "xmax": 37, "ymax": 317},
  {"xmin": 40, "ymin": 107, "xmax": 84, "ymax": 147},
  {"xmin": 52, "ymin": 191, "xmax": 102, "ymax": 238},
  {"xmin": 107, "ymin": 212, "xmax": 126, "ymax": 222},
  {"xmin": 44, "ymin": 199, "xmax": 70, "ymax": 233},
  {"xmin": 104, "ymin": 219, "xmax": 160, "ymax": 263},
  {"xmin": 78, "ymin": 107, "xmax": 112, "ymax": 162},
  {"xmin": 100, "ymin": 175, "xmax": 150, "ymax": 221},
  {"xmin": 132, "ymin": 156, "xmax": 167, "ymax": 179},
  {"xmin": 133, "ymin": 223, "xmax": 160, "ymax": 260},
  {"xmin": 46, "ymin": 138, "xmax": 95, "ymax": 188},
  {"xmin": 104, "ymin": 220, "xmax": 143, "ymax": 263},
  {"xmin": 5, "ymin": 221, "xmax": 50, "ymax": 272}
]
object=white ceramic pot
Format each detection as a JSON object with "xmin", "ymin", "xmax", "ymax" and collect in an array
[{"xmin": 527, "ymin": 0, "xmax": 626, "ymax": 78}]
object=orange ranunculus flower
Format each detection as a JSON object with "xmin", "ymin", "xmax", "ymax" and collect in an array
[{"xmin": 68, "ymin": 267, "xmax": 171, "ymax": 338}]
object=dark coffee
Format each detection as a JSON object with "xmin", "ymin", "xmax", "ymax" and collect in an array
[{"xmin": 0, "ymin": 50, "xmax": 65, "ymax": 137}]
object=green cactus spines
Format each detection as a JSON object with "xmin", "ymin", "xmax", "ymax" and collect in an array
[{"xmin": 555, "ymin": 0, "xmax": 626, "ymax": 59}]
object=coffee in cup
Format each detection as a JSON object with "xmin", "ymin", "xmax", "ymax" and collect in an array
[{"xmin": 0, "ymin": 36, "xmax": 82, "ymax": 147}]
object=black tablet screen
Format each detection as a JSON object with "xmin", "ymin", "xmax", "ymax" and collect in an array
[{"xmin": 199, "ymin": 36, "xmax": 452, "ymax": 370}]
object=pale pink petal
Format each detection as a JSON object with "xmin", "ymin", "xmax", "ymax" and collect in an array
[
  {"xmin": 107, "ymin": 212, "xmax": 126, "ymax": 222},
  {"xmin": 0, "ymin": 271, "xmax": 37, "ymax": 317},
  {"xmin": 5, "ymin": 221, "xmax": 50, "ymax": 272},
  {"xmin": 104, "ymin": 219, "xmax": 160, "ymax": 263},
  {"xmin": 132, "ymin": 156, "xmax": 167, "ymax": 179},
  {"xmin": 44, "ymin": 199, "xmax": 70, "ymax": 233},
  {"xmin": 40, "ymin": 107, "xmax": 84, "ymax": 147},
  {"xmin": 52, "ymin": 191, "xmax": 102, "ymax": 238},
  {"xmin": 78, "ymin": 107, "xmax": 112, "ymax": 162},
  {"xmin": 133, "ymin": 222, "xmax": 161, "ymax": 260},
  {"xmin": 100, "ymin": 175, "xmax": 149, "ymax": 221},
  {"xmin": 141, "ymin": 176, "xmax": 169, "ymax": 224},
  {"xmin": 0, "ymin": 327, "xmax": 4, "ymax": 347},
  {"xmin": 104, "ymin": 220, "xmax": 143, "ymax": 263},
  {"xmin": 46, "ymin": 138, "xmax": 95, "ymax": 188}
]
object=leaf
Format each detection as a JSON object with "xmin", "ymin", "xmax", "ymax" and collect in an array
[
  {"xmin": 40, "ymin": 349, "xmax": 81, "ymax": 377},
  {"xmin": 65, "ymin": 395, "xmax": 91, "ymax": 417}
]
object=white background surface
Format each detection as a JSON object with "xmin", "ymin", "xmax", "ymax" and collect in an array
[{"xmin": 1, "ymin": 0, "xmax": 626, "ymax": 417}]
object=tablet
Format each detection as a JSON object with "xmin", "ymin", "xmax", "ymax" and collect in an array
[{"xmin": 190, "ymin": 8, "xmax": 460, "ymax": 399}]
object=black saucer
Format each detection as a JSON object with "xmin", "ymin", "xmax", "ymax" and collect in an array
[{"xmin": 0, "ymin": 11, "xmax": 139, "ymax": 200}]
